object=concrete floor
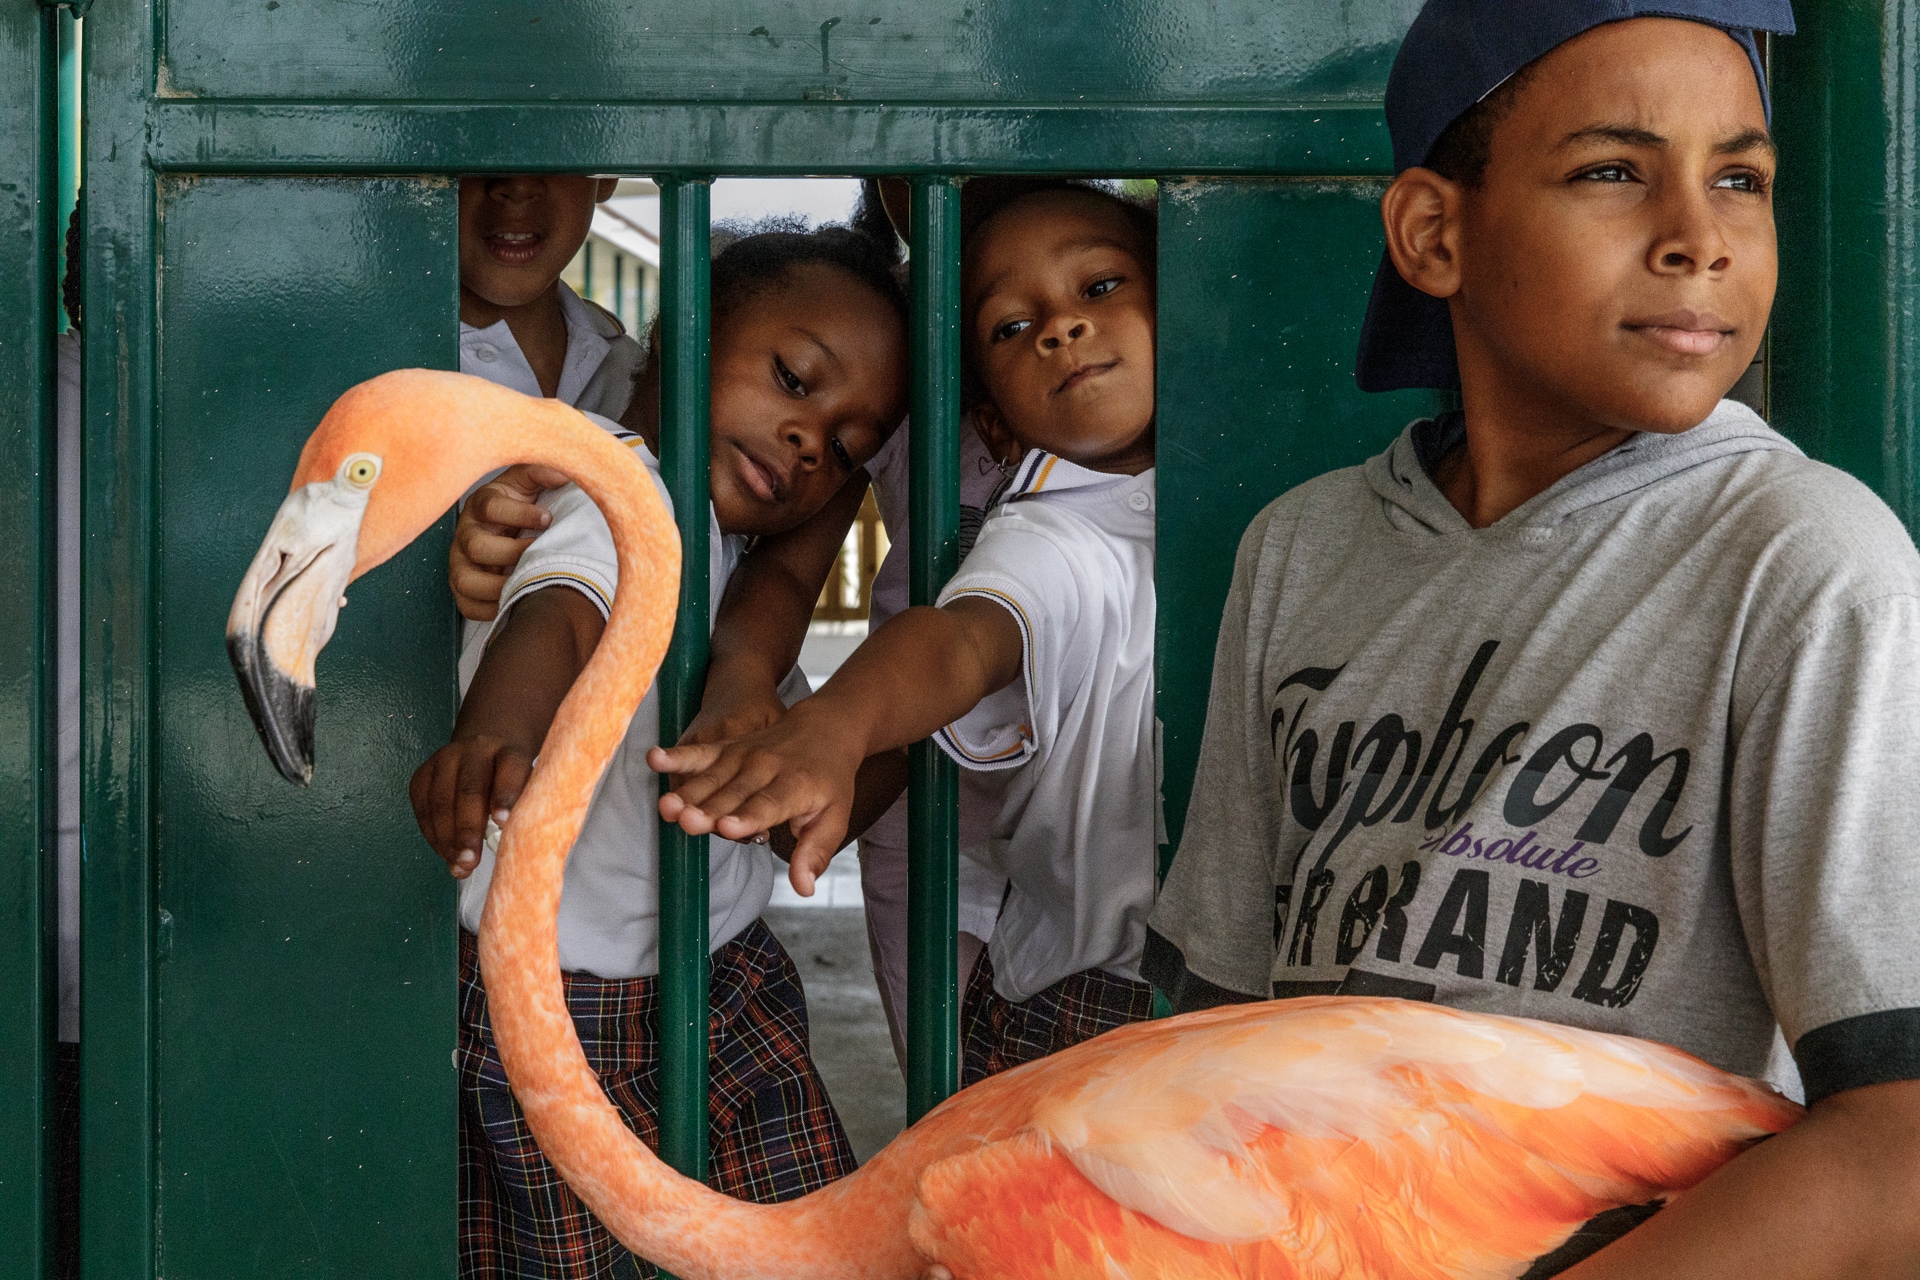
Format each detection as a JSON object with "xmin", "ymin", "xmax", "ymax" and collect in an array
[{"xmin": 763, "ymin": 901, "xmax": 905, "ymax": 1163}]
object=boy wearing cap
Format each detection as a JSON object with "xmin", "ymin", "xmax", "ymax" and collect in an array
[{"xmin": 1149, "ymin": 3, "xmax": 1920, "ymax": 1274}]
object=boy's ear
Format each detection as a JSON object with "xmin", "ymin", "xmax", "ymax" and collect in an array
[
  {"xmin": 1381, "ymin": 168, "xmax": 1466, "ymax": 302},
  {"xmin": 970, "ymin": 401, "xmax": 1023, "ymax": 468},
  {"xmin": 594, "ymin": 177, "xmax": 618, "ymax": 203}
]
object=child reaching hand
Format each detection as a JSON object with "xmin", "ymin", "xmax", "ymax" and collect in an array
[
  {"xmin": 411, "ymin": 215, "xmax": 909, "ymax": 1278},
  {"xmin": 655, "ymin": 185, "xmax": 1160, "ymax": 1084}
]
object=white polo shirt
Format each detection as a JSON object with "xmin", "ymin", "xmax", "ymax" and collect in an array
[
  {"xmin": 456, "ymin": 417, "xmax": 773, "ymax": 980},
  {"xmin": 459, "ymin": 280, "xmax": 641, "ymax": 421},
  {"xmin": 934, "ymin": 451, "xmax": 1159, "ymax": 1002}
]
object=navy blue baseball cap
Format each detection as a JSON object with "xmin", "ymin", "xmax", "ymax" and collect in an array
[{"xmin": 1354, "ymin": 0, "xmax": 1796, "ymax": 393}]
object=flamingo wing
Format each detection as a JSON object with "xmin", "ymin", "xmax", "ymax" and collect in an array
[{"xmin": 915, "ymin": 998, "xmax": 1801, "ymax": 1280}]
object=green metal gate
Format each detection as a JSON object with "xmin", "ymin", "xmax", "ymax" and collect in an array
[{"xmin": 3, "ymin": 1, "xmax": 1918, "ymax": 1275}]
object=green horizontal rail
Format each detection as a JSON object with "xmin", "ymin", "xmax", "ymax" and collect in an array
[
  {"xmin": 905, "ymin": 176, "xmax": 964, "ymax": 1123},
  {"xmin": 143, "ymin": 102, "xmax": 1392, "ymax": 176},
  {"xmin": 656, "ymin": 176, "xmax": 713, "ymax": 1203}
]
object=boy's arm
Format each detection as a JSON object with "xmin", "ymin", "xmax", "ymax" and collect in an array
[
  {"xmin": 649, "ymin": 597, "xmax": 1023, "ymax": 891},
  {"xmin": 1563, "ymin": 1080, "xmax": 1920, "ymax": 1277},
  {"xmin": 409, "ymin": 585, "xmax": 604, "ymax": 875},
  {"xmin": 685, "ymin": 470, "xmax": 871, "ymax": 747}
]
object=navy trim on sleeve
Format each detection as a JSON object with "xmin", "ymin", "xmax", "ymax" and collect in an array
[
  {"xmin": 1143, "ymin": 927, "xmax": 1261, "ymax": 1016},
  {"xmin": 1794, "ymin": 1008, "xmax": 1920, "ymax": 1105}
]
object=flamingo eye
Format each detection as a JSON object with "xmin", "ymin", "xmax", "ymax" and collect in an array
[{"xmin": 341, "ymin": 453, "xmax": 382, "ymax": 489}]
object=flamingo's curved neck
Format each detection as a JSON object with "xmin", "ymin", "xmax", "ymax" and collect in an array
[{"xmin": 465, "ymin": 404, "xmax": 908, "ymax": 1279}]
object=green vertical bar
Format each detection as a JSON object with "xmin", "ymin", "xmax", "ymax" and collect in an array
[
  {"xmin": 55, "ymin": 11, "xmax": 77, "ymax": 334},
  {"xmin": 656, "ymin": 177, "xmax": 711, "ymax": 1186},
  {"xmin": 82, "ymin": 0, "xmax": 160, "ymax": 1273},
  {"xmin": 906, "ymin": 177, "xmax": 963, "ymax": 1123},
  {"xmin": 1771, "ymin": 6, "xmax": 1920, "ymax": 531},
  {"xmin": 0, "ymin": 5, "xmax": 58, "ymax": 1275}
]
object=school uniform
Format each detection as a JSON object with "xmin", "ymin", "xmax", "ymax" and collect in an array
[
  {"xmin": 855, "ymin": 419, "xmax": 1011, "ymax": 1070},
  {"xmin": 459, "ymin": 279, "xmax": 641, "ymax": 421},
  {"xmin": 455, "ymin": 421, "xmax": 854, "ymax": 1278},
  {"xmin": 931, "ymin": 450, "xmax": 1160, "ymax": 1084}
]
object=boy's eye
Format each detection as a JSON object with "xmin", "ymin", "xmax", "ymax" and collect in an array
[
  {"xmin": 775, "ymin": 357, "xmax": 806, "ymax": 396},
  {"xmin": 830, "ymin": 436, "xmax": 853, "ymax": 470},
  {"xmin": 1085, "ymin": 276, "xmax": 1122, "ymax": 299},
  {"xmin": 1713, "ymin": 170, "xmax": 1769, "ymax": 194},
  {"xmin": 1575, "ymin": 163, "xmax": 1636, "ymax": 184},
  {"xmin": 990, "ymin": 318, "xmax": 1031, "ymax": 344}
]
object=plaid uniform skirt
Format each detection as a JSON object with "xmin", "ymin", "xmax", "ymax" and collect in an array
[
  {"xmin": 458, "ymin": 920, "xmax": 856, "ymax": 1279},
  {"xmin": 959, "ymin": 948, "xmax": 1156, "ymax": 1086}
]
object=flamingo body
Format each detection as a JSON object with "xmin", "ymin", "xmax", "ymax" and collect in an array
[{"xmin": 230, "ymin": 370, "xmax": 1801, "ymax": 1280}]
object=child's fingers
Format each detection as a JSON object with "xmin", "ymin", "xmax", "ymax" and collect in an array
[
  {"xmin": 407, "ymin": 755, "xmax": 438, "ymax": 849},
  {"xmin": 516, "ymin": 463, "xmax": 571, "ymax": 492},
  {"xmin": 423, "ymin": 749, "xmax": 466, "ymax": 865},
  {"xmin": 462, "ymin": 529, "xmax": 539, "ymax": 572},
  {"xmin": 647, "ymin": 742, "xmax": 724, "ymax": 781},
  {"xmin": 784, "ymin": 812, "xmax": 850, "ymax": 891},
  {"xmin": 786, "ymin": 844, "xmax": 835, "ymax": 898},
  {"xmin": 684, "ymin": 758, "xmax": 799, "ymax": 829},
  {"xmin": 491, "ymin": 751, "xmax": 533, "ymax": 815},
  {"xmin": 453, "ymin": 745, "xmax": 508, "ymax": 860},
  {"xmin": 710, "ymin": 780, "xmax": 822, "ymax": 843},
  {"xmin": 468, "ymin": 487, "xmax": 551, "ymax": 533},
  {"xmin": 449, "ymin": 533, "xmax": 503, "ymax": 622}
]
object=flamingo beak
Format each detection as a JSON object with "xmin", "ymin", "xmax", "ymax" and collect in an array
[{"xmin": 226, "ymin": 472, "xmax": 372, "ymax": 785}]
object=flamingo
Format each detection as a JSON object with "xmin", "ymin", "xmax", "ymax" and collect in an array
[{"xmin": 227, "ymin": 367, "xmax": 1802, "ymax": 1280}]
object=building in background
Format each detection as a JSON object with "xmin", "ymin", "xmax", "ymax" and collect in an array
[{"xmin": 562, "ymin": 177, "xmax": 660, "ymax": 338}]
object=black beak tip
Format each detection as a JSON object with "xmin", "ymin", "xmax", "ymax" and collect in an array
[{"xmin": 228, "ymin": 631, "xmax": 316, "ymax": 786}]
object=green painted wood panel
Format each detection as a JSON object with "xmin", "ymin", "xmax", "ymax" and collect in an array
[
  {"xmin": 0, "ymin": 4, "xmax": 57, "ymax": 1277},
  {"xmin": 1154, "ymin": 179, "xmax": 1447, "ymax": 860},
  {"xmin": 1770, "ymin": 6, "xmax": 1920, "ymax": 533},
  {"xmin": 160, "ymin": 1, "xmax": 1421, "ymax": 104},
  {"xmin": 81, "ymin": 1, "xmax": 164, "ymax": 1269},
  {"xmin": 152, "ymin": 175, "xmax": 459, "ymax": 1278}
]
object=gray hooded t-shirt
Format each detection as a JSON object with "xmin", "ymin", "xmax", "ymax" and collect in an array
[{"xmin": 1147, "ymin": 401, "xmax": 1920, "ymax": 1104}]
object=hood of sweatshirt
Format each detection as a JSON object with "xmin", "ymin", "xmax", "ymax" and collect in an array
[{"xmin": 1365, "ymin": 398, "xmax": 1803, "ymax": 537}]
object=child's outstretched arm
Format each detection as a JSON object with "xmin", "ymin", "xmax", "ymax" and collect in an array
[
  {"xmin": 649, "ymin": 597, "xmax": 1023, "ymax": 892},
  {"xmin": 686, "ymin": 472, "xmax": 871, "ymax": 746},
  {"xmin": 409, "ymin": 585, "xmax": 604, "ymax": 877}
]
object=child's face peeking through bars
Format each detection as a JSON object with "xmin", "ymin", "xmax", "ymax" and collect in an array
[
  {"xmin": 964, "ymin": 189, "xmax": 1157, "ymax": 475},
  {"xmin": 459, "ymin": 174, "xmax": 615, "ymax": 313},
  {"xmin": 661, "ymin": 259, "xmax": 908, "ymax": 538}
]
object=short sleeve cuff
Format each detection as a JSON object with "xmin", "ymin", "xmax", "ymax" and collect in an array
[
  {"xmin": 499, "ymin": 558, "xmax": 616, "ymax": 622},
  {"xmin": 1794, "ymin": 1008, "xmax": 1920, "ymax": 1105},
  {"xmin": 932, "ymin": 585, "xmax": 1037, "ymax": 772},
  {"xmin": 1143, "ymin": 927, "xmax": 1262, "ymax": 1015}
]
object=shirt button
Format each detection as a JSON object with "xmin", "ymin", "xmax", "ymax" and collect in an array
[
  {"xmin": 1127, "ymin": 490, "xmax": 1151, "ymax": 512},
  {"xmin": 474, "ymin": 345, "xmax": 497, "ymax": 364}
]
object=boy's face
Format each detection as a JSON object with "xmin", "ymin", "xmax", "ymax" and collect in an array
[
  {"xmin": 964, "ymin": 191, "xmax": 1156, "ymax": 474},
  {"xmin": 707, "ymin": 263, "xmax": 908, "ymax": 537},
  {"xmin": 1401, "ymin": 18, "xmax": 1776, "ymax": 435},
  {"xmin": 459, "ymin": 175, "xmax": 616, "ymax": 311}
]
